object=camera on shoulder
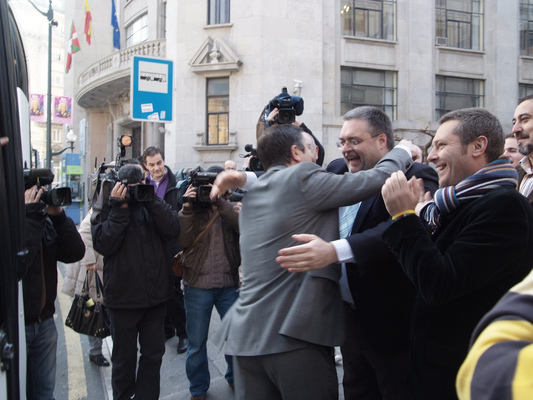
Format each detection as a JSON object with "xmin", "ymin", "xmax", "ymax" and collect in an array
[
  {"xmin": 24, "ymin": 168, "xmax": 72, "ymax": 207},
  {"xmin": 265, "ymin": 87, "xmax": 304, "ymax": 125}
]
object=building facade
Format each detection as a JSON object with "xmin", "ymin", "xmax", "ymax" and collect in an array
[{"xmin": 61, "ymin": 0, "xmax": 533, "ymax": 208}]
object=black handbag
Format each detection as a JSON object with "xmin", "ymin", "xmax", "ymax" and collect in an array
[{"xmin": 65, "ymin": 270, "xmax": 111, "ymax": 338}]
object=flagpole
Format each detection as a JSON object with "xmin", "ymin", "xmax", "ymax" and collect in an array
[{"xmin": 28, "ymin": 0, "xmax": 57, "ymax": 170}]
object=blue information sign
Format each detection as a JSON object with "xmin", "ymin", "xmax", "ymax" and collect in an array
[{"xmin": 131, "ymin": 56, "xmax": 173, "ymax": 122}]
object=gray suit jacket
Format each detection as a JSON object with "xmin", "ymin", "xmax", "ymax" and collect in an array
[{"xmin": 219, "ymin": 147, "xmax": 413, "ymax": 356}]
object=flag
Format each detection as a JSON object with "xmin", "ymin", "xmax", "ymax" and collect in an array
[
  {"xmin": 84, "ymin": 0, "xmax": 92, "ymax": 45},
  {"xmin": 65, "ymin": 21, "xmax": 81, "ymax": 74},
  {"xmin": 111, "ymin": 0, "xmax": 121, "ymax": 50}
]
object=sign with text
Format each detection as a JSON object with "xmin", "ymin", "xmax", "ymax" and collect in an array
[{"xmin": 131, "ymin": 56, "xmax": 173, "ymax": 122}]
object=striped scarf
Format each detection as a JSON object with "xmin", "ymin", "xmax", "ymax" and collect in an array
[{"xmin": 422, "ymin": 158, "xmax": 518, "ymax": 233}]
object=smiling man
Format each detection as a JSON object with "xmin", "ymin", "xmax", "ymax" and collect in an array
[
  {"xmin": 512, "ymin": 94, "xmax": 533, "ymax": 203},
  {"xmin": 379, "ymin": 108, "xmax": 533, "ymax": 400}
]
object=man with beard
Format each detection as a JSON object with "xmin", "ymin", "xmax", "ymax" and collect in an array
[{"xmin": 512, "ymin": 94, "xmax": 533, "ymax": 203}]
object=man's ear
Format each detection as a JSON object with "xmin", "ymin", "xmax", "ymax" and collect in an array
[
  {"xmin": 291, "ymin": 144, "xmax": 302, "ymax": 164},
  {"xmin": 472, "ymin": 135, "xmax": 488, "ymax": 158}
]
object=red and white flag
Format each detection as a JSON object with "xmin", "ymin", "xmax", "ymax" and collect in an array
[{"xmin": 65, "ymin": 21, "xmax": 81, "ymax": 74}]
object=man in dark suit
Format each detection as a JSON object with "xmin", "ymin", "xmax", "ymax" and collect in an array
[
  {"xmin": 211, "ymin": 123, "xmax": 415, "ymax": 400},
  {"xmin": 277, "ymin": 106, "xmax": 439, "ymax": 400},
  {"xmin": 380, "ymin": 108, "xmax": 533, "ymax": 399}
]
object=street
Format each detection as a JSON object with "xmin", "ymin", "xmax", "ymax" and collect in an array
[{"xmin": 54, "ymin": 263, "xmax": 344, "ymax": 399}]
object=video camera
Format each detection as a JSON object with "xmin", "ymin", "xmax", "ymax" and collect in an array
[
  {"xmin": 241, "ymin": 144, "xmax": 263, "ymax": 172},
  {"xmin": 265, "ymin": 87, "xmax": 304, "ymax": 125},
  {"xmin": 23, "ymin": 168, "xmax": 72, "ymax": 206},
  {"xmin": 182, "ymin": 166, "xmax": 218, "ymax": 206},
  {"xmin": 89, "ymin": 135, "xmax": 154, "ymax": 206}
]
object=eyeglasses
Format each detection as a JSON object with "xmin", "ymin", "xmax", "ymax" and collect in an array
[{"xmin": 336, "ymin": 135, "xmax": 379, "ymax": 149}]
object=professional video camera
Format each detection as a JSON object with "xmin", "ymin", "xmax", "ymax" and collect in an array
[
  {"xmin": 241, "ymin": 144, "xmax": 263, "ymax": 172},
  {"xmin": 182, "ymin": 166, "xmax": 218, "ymax": 206},
  {"xmin": 265, "ymin": 87, "xmax": 304, "ymax": 125},
  {"xmin": 89, "ymin": 135, "xmax": 154, "ymax": 206},
  {"xmin": 23, "ymin": 168, "xmax": 72, "ymax": 206}
]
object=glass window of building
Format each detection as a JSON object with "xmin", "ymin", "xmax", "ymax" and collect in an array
[
  {"xmin": 520, "ymin": 83, "xmax": 533, "ymax": 99},
  {"xmin": 126, "ymin": 14, "xmax": 148, "ymax": 47},
  {"xmin": 52, "ymin": 128, "xmax": 61, "ymax": 143},
  {"xmin": 340, "ymin": 67, "xmax": 397, "ymax": 120},
  {"xmin": 341, "ymin": 0, "xmax": 396, "ymax": 40},
  {"xmin": 208, "ymin": 0, "xmax": 230, "ymax": 25},
  {"xmin": 206, "ymin": 77, "xmax": 229, "ymax": 145},
  {"xmin": 435, "ymin": 75, "xmax": 484, "ymax": 120},
  {"xmin": 436, "ymin": 0, "xmax": 483, "ymax": 50},
  {"xmin": 520, "ymin": 0, "xmax": 533, "ymax": 56}
]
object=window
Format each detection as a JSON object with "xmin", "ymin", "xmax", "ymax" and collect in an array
[
  {"xmin": 52, "ymin": 128, "xmax": 61, "ymax": 143},
  {"xmin": 340, "ymin": 67, "xmax": 397, "ymax": 120},
  {"xmin": 206, "ymin": 78, "xmax": 229, "ymax": 145},
  {"xmin": 126, "ymin": 14, "xmax": 148, "ymax": 47},
  {"xmin": 208, "ymin": 0, "xmax": 230, "ymax": 25},
  {"xmin": 341, "ymin": 0, "xmax": 395, "ymax": 40},
  {"xmin": 520, "ymin": 0, "xmax": 533, "ymax": 56},
  {"xmin": 436, "ymin": 0, "xmax": 483, "ymax": 50},
  {"xmin": 520, "ymin": 83, "xmax": 533, "ymax": 99},
  {"xmin": 435, "ymin": 76, "xmax": 484, "ymax": 120}
]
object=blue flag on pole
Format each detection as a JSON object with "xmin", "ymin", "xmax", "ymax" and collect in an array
[{"xmin": 111, "ymin": 0, "xmax": 121, "ymax": 50}]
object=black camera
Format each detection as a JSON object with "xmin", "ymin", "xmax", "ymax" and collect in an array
[
  {"xmin": 99, "ymin": 164, "xmax": 154, "ymax": 205},
  {"xmin": 182, "ymin": 167, "xmax": 218, "ymax": 206},
  {"xmin": 265, "ymin": 87, "xmax": 304, "ymax": 125},
  {"xmin": 242, "ymin": 144, "xmax": 263, "ymax": 172},
  {"xmin": 24, "ymin": 168, "xmax": 72, "ymax": 207}
]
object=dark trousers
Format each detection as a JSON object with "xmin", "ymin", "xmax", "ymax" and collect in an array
[
  {"xmin": 107, "ymin": 302, "xmax": 166, "ymax": 400},
  {"xmin": 165, "ymin": 275, "xmax": 187, "ymax": 337},
  {"xmin": 341, "ymin": 303, "xmax": 410, "ymax": 400},
  {"xmin": 233, "ymin": 345, "xmax": 338, "ymax": 400}
]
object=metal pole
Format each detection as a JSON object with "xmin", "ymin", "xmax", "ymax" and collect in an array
[{"xmin": 45, "ymin": 0, "xmax": 54, "ymax": 170}]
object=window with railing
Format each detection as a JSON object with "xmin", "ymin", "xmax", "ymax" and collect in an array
[
  {"xmin": 126, "ymin": 13, "xmax": 148, "ymax": 47},
  {"xmin": 208, "ymin": 0, "xmax": 230, "ymax": 25},
  {"xmin": 435, "ymin": 75, "xmax": 484, "ymax": 120},
  {"xmin": 341, "ymin": 0, "xmax": 395, "ymax": 40},
  {"xmin": 340, "ymin": 67, "xmax": 397, "ymax": 120},
  {"xmin": 206, "ymin": 78, "xmax": 229, "ymax": 145},
  {"xmin": 436, "ymin": 0, "xmax": 483, "ymax": 50},
  {"xmin": 520, "ymin": 0, "xmax": 533, "ymax": 56}
]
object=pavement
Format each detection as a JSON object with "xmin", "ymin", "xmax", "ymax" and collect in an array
[{"xmin": 99, "ymin": 311, "xmax": 345, "ymax": 399}]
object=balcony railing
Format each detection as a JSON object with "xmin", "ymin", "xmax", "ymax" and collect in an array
[{"xmin": 78, "ymin": 39, "xmax": 166, "ymax": 89}]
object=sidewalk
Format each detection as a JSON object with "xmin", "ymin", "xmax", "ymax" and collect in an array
[{"xmin": 99, "ymin": 311, "xmax": 345, "ymax": 399}]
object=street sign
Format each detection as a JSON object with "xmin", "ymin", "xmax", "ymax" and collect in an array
[{"xmin": 131, "ymin": 56, "xmax": 173, "ymax": 122}]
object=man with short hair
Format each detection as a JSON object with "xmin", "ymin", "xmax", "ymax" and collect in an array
[
  {"xmin": 142, "ymin": 146, "xmax": 188, "ymax": 354},
  {"xmin": 277, "ymin": 106, "xmax": 438, "ymax": 400},
  {"xmin": 224, "ymin": 159, "xmax": 237, "ymax": 171},
  {"xmin": 512, "ymin": 94, "xmax": 533, "ymax": 202},
  {"xmin": 212, "ymin": 124, "xmax": 414, "ymax": 400},
  {"xmin": 381, "ymin": 108, "xmax": 533, "ymax": 400},
  {"xmin": 503, "ymin": 133, "xmax": 522, "ymax": 167}
]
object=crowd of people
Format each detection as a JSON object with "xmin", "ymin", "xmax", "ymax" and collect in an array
[{"xmin": 22, "ymin": 95, "xmax": 533, "ymax": 400}]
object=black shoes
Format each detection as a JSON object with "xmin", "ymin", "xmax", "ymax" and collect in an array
[
  {"xmin": 89, "ymin": 354, "xmax": 110, "ymax": 367},
  {"xmin": 177, "ymin": 335, "xmax": 188, "ymax": 354}
]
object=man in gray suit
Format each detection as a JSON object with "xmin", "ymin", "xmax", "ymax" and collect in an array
[{"xmin": 211, "ymin": 124, "xmax": 413, "ymax": 400}]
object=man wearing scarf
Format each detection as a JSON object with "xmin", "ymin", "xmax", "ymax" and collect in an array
[{"xmin": 380, "ymin": 108, "xmax": 533, "ymax": 400}]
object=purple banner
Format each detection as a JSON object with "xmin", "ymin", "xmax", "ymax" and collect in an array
[
  {"xmin": 53, "ymin": 96, "xmax": 73, "ymax": 125},
  {"xmin": 30, "ymin": 94, "xmax": 45, "ymax": 122}
]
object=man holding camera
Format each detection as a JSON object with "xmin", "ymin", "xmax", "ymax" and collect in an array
[
  {"xmin": 212, "ymin": 124, "xmax": 414, "ymax": 400},
  {"xmin": 24, "ymin": 183, "xmax": 85, "ymax": 400},
  {"xmin": 91, "ymin": 163, "xmax": 180, "ymax": 400},
  {"xmin": 177, "ymin": 166, "xmax": 241, "ymax": 400},
  {"xmin": 142, "ymin": 146, "xmax": 188, "ymax": 355}
]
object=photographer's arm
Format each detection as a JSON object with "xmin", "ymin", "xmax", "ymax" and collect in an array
[
  {"xmin": 176, "ymin": 185, "xmax": 196, "ymax": 248},
  {"xmin": 215, "ymin": 197, "xmax": 239, "ymax": 232}
]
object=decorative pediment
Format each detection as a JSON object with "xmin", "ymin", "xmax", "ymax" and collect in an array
[{"xmin": 189, "ymin": 36, "xmax": 242, "ymax": 75}]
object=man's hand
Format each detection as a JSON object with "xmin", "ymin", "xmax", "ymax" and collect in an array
[
  {"xmin": 210, "ymin": 171, "xmax": 247, "ymax": 200},
  {"xmin": 25, "ymin": 185, "xmax": 42, "ymax": 205},
  {"xmin": 382, "ymin": 171, "xmax": 422, "ymax": 216},
  {"xmin": 277, "ymin": 234, "xmax": 338, "ymax": 272},
  {"xmin": 182, "ymin": 184, "xmax": 196, "ymax": 209},
  {"xmin": 110, "ymin": 182, "xmax": 128, "ymax": 208}
]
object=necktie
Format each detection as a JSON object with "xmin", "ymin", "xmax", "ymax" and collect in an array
[
  {"xmin": 339, "ymin": 203, "xmax": 360, "ymax": 306},
  {"xmin": 339, "ymin": 203, "xmax": 361, "ymax": 238}
]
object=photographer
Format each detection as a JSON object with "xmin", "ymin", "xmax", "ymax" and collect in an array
[
  {"xmin": 24, "ymin": 184, "xmax": 85, "ymax": 400},
  {"xmin": 91, "ymin": 163, "xmax": 180, "ymax": 400},
  {"xmin": 177, "ymin": 166, "xmax": 240, "ymax": 400}
]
